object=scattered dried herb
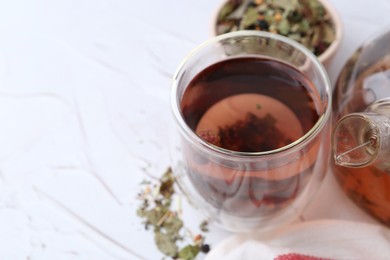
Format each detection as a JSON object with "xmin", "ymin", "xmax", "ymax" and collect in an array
[
  {"xmin": 178, "ymin": 245, "xmax": 200, "ymax": 260},
  {"xmin": 199, "ymin": 220, "xmax": 209, "ymax": 232},
  {"xmin": 216, "ymin": 0, "xmax": 336, "ymax": 56},
  {"xmin": 136, "ymin": 168, "xmax": 210, "ymax": 259}
]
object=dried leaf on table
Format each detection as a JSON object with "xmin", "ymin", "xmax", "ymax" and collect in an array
[
  {"xmin": 178, "ymin": 245, "xmax": 201, "ymax": 260},
  {"xmin": 154, "ymin": 231, "xmax": 178, "ymax": 257}
]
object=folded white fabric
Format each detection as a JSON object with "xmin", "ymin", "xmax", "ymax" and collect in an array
[{"xmin": 206, "ymin": 220, "xmax": 390, "ymax": 260}]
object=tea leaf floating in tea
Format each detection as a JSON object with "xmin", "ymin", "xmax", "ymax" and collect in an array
[
  {"xmin": 216, "ymin": 0, "xmax": 336, "ymax": 56},
  {"xmin": 136, "ymin": 168, "xmax": 210, "ymax": 259}
]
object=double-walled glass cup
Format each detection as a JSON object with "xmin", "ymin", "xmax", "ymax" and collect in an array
[{"xmin": 170, "ymin": 31, "xmax": 332, "ymax": 232}]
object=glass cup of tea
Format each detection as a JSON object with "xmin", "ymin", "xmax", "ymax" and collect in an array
[{"xmin": 170, "ymin": 31, "xmax": 332, "ymax": 232}]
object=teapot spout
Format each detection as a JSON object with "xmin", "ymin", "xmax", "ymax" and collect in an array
[{"xmin": 332, "ymin": 113, "xmax": 382, "ymax": 168}]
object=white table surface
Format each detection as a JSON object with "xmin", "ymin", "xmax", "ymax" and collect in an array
[{"xmin": 1, "ymin": 0, "xmax": 390, "ymax": 259}]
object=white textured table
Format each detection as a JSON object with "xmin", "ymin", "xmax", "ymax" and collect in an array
[{"xmin": 0, "ymin": 0, "xmax": 390, "ymax": 259}]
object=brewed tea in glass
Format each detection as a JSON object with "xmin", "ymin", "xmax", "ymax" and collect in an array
[{"xmin": 171, "ymin": 31, "xmax": 332, "ymax": 232}]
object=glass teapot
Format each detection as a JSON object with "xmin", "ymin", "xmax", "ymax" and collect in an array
[{"xmin": 332, "ymin": 28, "xmax": 390, "ymax": 225}]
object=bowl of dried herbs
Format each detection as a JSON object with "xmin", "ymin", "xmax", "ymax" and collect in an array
[{"xmin": 213, "ymin": 0, "xmax": 342, "ymax": 66}]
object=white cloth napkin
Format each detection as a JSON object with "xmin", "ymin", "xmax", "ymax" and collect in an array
[{"xmin": 206, "ymin": 220, "xmax": 390, "ymax": 260}]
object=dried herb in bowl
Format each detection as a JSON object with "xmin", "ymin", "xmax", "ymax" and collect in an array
[{"xmin": 215, "ymin": 0, "xmax": 336, "ymax": 56}]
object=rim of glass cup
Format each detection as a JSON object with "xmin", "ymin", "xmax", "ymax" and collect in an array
[{"xmin": 171, "ymin": 30, "xmax": 332, "ymax": 157}]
